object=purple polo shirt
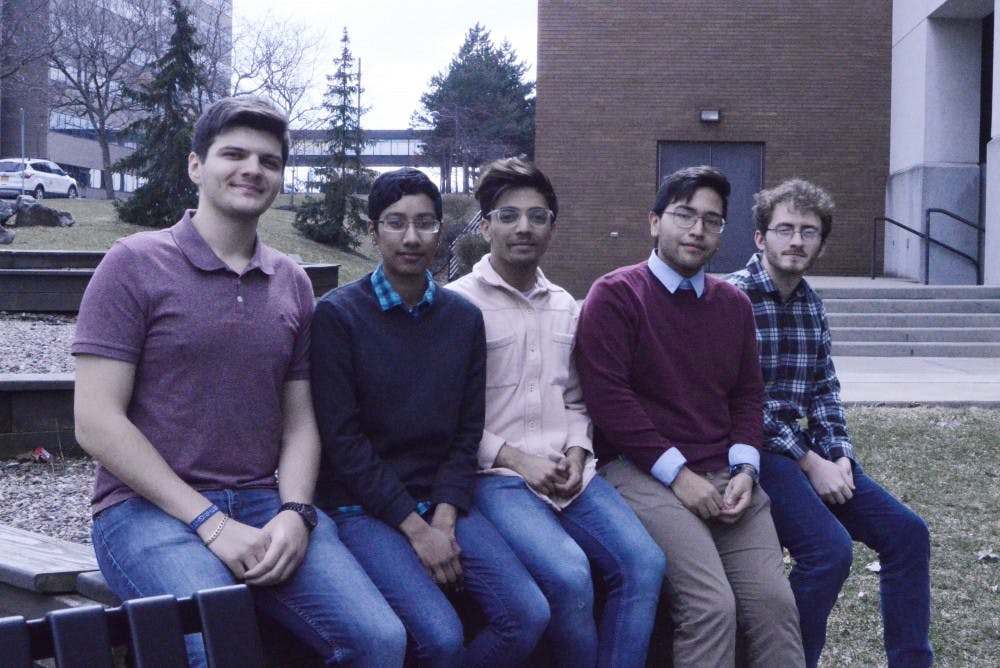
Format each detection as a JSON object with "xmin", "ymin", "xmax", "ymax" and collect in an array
[{"xmin": 73, "ymin": 211, "xmax": 315, "ymax": 516}]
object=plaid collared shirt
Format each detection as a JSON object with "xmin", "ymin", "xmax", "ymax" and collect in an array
[
  {"xmin": 726, "ymin": 254, "xmax": 854, "ymax": 462},
  {"xmin": 370, "ymin": 264, "xmax": 436, "ymax": 319}
]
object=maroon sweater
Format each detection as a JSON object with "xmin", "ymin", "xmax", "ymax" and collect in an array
[{"xmin": 576, "ymin": 262, "xmax": 763, "ymax": 475}]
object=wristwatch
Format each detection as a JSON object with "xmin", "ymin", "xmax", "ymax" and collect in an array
[
  {"xmin": 728, "ymin": 463, "xmax": 759, "ymax": 484},
  {"xmin": 279, "ymin": 502, "xmax": 318, "ymax": 532}
]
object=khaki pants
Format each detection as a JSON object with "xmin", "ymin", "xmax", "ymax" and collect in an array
[{"xmin": 601, "ymin": 458, "xmax": 804, "ymax": 668}]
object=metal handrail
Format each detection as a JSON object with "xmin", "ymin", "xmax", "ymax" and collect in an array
[
  {"xmin": 925, "ymin": 208, "xmax": 984, "ymax": 285},
  {"xmin": 871, "ymin": 216, "xmax": 981, "ymax": 285}
]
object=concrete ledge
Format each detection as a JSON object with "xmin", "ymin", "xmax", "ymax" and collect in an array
[{"xmin": 0, "ymin": 373, "xmax": 79, "ymax": 458}]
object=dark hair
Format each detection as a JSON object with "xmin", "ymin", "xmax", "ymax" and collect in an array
[
  {"xmin": 192, "ymin": 96, "xmax": 290, "ymax": 165},
  {"xmin": 367, "ymin": 168, "xmax": 443, "ymax": 222},
  {"xmin": 650, "ymin": 165, "xmax": 731, "ymax": 217},
  {"xmin": 752, "ymin": 178, "xmax": 835, "ymax": 240},
  {"xmin": 475, "ymin": 157, "xmax": 558, "ymax": 221}
]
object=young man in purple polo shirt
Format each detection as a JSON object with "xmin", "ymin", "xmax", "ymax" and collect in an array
[
  {"xmin": 575, "ymin": 165, "xmax": 804, "ymax": 666},
  {"xmin": 73, "ymin": 96, "xmax": 405, "ymax": 668},
  {"xmin": 726, "ymin": 179, "xmax": 932, "ymax": 668}
]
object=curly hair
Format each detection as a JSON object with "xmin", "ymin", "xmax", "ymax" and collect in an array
[{"xmin": 752, "ymin": 179, "xmax": 835, "ymax": 240}]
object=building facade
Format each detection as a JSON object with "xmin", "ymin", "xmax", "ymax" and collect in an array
[
  {"xmin": 535, "ymin": 1, "xmax": 893, "ymax": 296},
  {"xmin": 888, "ymin": 0, "xmax": 995, "ymax": 285}
]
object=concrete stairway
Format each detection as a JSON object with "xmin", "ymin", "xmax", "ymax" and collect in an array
[{"xmin": 814, "ymin": 284, "xmax": 1000, "ymax": 357}]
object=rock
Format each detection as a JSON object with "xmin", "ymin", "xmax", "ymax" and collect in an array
[
  {"xmin": 0, "ymin": 225, "xmax": 13, "ymax": 244},
  {"xmin": 13, "ymin": 202, "xmax": 75, "ymax": 228},
  {"xmin": 0, "ymin": 199, "xmax": 15, "ymax": 224}
]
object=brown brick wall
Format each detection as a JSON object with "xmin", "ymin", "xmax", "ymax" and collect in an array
[{"xmin": 536, "ymin": 0, "xmax": 892, "ymax": 297}]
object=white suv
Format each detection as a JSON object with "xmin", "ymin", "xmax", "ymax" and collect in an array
[{"xmin": 0, "ymin": 158, "xmax": 79, "ymax": 199}]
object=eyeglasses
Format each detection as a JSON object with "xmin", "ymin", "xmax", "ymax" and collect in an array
[
  {"xmin": 767, "ymin": 225, "xmax": 821, "ymax": 242},
  {"xmin": 486, "ymin": 207, "xmax": 555, "ymax": 227},
  {"xmin": 377, "ymin": 216, "xmax": 441, "ymax": 235},
  {"xmin": 663, "ymin": 209, "xmax": 726, "ymax": 234}
]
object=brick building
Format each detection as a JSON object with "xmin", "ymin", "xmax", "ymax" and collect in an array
[{"xmin": 534, "ymin": 1, "xmax": 892, "ymax": 296}]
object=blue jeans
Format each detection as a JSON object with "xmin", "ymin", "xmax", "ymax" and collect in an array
[
  {"xmin": 334, "ymin": 505, "xmax": 549, "ymax": 668},
  {"xmin": 93, "ymin": 489, "xmax": 406, "ymax": 668},
  {"xmin": 474, "ymin": 475, "xmax": 665, "ymax": 668},
  {"xmin": 759, "ymin": 452, "xmax": 933, "ymax": 668}
]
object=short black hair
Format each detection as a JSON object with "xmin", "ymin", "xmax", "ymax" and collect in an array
[
  {"xmin": 752, "ymin": 178, "xmax": 835, "ymax": 240},
  {"xmin": 475, "ymin": 157, "xmax": 558, "ymax": 222},
  {"xmin": 367, "ymin": 168, "xmax": 443, "ymax": 222},
  {"xmin": 650, "ymin": 165, "xmax": 731, "ymax": 218},
  {"xmin": 192, "ymin": 96, "xmax": 290, "ymax": 165}
]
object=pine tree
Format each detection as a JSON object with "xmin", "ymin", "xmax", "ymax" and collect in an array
[
  {"xmin": 113, "ymin": 0, "xmax": 209, "ymax": 227},
  {"xmin": 413, "ymin": 24, "xmax": 535, "ymax": 193},
  {"xmin": 294, "ymin": 28, "xmax": 372, "ymax": 249}
]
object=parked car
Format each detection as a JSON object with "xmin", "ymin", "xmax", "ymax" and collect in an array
[{"xmin": 0, "ymin": 158, "xmax": 79, "ymax": 199}]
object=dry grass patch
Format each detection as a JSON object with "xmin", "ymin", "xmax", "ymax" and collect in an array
[
  {"xmin": 821, "ymin": 406, "xmax": 1000, "ymax": 667},
  {"xmin": 4, "ymin": 198, "xmax": 377, "ymax": 285}
]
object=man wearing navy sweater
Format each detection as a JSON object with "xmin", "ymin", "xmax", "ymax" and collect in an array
[
  {"xmin": 575, "ymin": 166, "xmax": 804, "ymax": 666},
  {"xmin": 311, "ymin": 168, "xmax": 548, "ymax": 666}
]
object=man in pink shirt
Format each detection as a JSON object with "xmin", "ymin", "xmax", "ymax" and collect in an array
[{"xmin": 447, "ymin": 157, "xmax": 664, "ymax": 667}]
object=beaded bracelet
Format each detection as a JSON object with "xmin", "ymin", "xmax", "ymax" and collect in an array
[
  {"xmin": 203, "ymin": 515, "xmax": 229, "ymax": 547},
  {"xmin": 189, "ymin": 504, "xmax": 220, "ymax": 531}
]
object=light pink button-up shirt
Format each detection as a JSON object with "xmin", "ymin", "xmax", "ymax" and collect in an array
[{"xmin": 447, "ymin": 255, "xmax": 595, "ymax": 509}]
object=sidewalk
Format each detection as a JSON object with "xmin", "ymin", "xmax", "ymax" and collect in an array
[{"xmin": 834, "ymin": 356, "xmax": 1000, "ymax": 406}]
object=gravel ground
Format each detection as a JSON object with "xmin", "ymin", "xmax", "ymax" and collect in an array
[
  {"xmin": 0, "ymin": 312, "xmax": 76, "ymax": 374},
  {"xmin": 0, "ymin": 457, "xmax": 94, "ymax": 543},
  {"xmin": 1, "ymin": 312, "xmax": 89, "ymax": 542}
]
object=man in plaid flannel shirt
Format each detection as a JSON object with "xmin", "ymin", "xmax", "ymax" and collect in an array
[{"xmin": 726, "ymin": 179, "xmax": 933, "ymax": 668}]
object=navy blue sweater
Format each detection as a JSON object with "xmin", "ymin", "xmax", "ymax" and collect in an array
[{"xmin": 311, "ymin": 275, "xmax": 486, "ymax": 527}]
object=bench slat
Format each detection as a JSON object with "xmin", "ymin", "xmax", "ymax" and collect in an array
[
  {"xmin": 0, "ymin": 615, "xmax": 32, "ymax": 668},
  {"xmin": 0, "ymin": 524, "xmax": 98, "ymax": 593},
  {"xmin": 124, "ymin": 595, "xmax": 188, "ymax": 667},
  {"xmin": 48, "ymin": 604, "xmax": 115, "ymax": 668}
]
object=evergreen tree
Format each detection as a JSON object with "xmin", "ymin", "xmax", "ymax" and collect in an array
[
  {"xmin": 114, "ymin": 0, "xmax": 209, "ymax": 227},
  {"xmin": 294, "ymin": 28, "xmax": 372, "ymax": 249},
  {"xmin": 413, "ymin": 25, "xmax": 534, "ymax": 193}
]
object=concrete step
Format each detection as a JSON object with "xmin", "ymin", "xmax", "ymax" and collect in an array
[
  {"xmin": 823, "ymin": 298, "xmax": 1000, "ymax": 314},
  {"xmin": 827, "ymin": 313, "xmax": 1000, "ymax": 327},
  {"xmin": 831, "ymin": 341, "xmax": 1000, "ymax": 357},
  {"xmin": 828, "ymin": 313, "xmax": 1000, "ymax": 328},
  {"xmin": 832, "ymin": 327, "xmax": 1000, "ymax": 343},
  {"xmin": 814, "ymin": 285, "xmax": 1000, "ymax": 300}
]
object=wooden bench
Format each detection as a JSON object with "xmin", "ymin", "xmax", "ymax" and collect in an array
[{"xmin": 0, "ymin": 584, "xmax": 265, "ymax": 667}]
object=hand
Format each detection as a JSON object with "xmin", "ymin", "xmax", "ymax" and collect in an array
[
  {"xmin": 551, "ymin": 447, "xmax": 588, "ymax": 499},
  {"xmin": 670, "ymin": 467, "xmax": 724, "ymax": 520},
  {"xmin": 243, "ymin": 510, "xmax": 310, "ymax": 586},
  {"xmin": 497, "ymin": 446, "xmax": 568, "ymax": 497},
  {"xmin": 198, "ymin": 516, "xmax": 271, "ymax": 580},
  {"xmin": 400, "ymin": 512, "xmax": 463, "ymax": 590},
  {"xmin": 718, "ymin": 472, "xmax": 754, "ymax": 524},
  {"xmin": 801, "ymin": 452, "xmax": 855, "ymax": 504}
]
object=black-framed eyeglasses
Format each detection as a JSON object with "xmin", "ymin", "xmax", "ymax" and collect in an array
[
  {"xmin": 767, "ymin": 225, "xmax": 821, "ymax": 242},
  {"xmin": 377, "ymin": 216, "xmax": 441, "ymax": 235},
  {"xmin": 663, "ymin": 209, "xmax": 726, "ymax": 234},
  {"xmin": 486, "ymin": 207, "xmax": 555, "ymax": 227}
]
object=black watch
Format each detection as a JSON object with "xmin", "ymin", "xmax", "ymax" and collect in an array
[
  {"xmin": 279, "ymin": 502, "xmax": 318, "ymax": 532},
  {"xmin": 728, "ymin": 463, "xmax": 759, "ymax": 484}
]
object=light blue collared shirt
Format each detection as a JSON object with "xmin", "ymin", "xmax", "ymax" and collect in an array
[
  {"xmin": 647, "ymin": 249, "xmax": 706, "ymax": 297},
  {"xmin": 644, "ymin": 250, "xmax": 759, "ymax": 486}
]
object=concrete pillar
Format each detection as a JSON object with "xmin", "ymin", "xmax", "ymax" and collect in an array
[
  {"xmin": 887, "ymin": 5, "xmax": 983, "ymax": 284},
  {"xmin": 985, "ymin": 9, "xmax": 1000, "ymax": 285}
]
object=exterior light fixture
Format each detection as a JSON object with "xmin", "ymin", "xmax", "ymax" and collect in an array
[{"xmin": 699, "ymin": 109, "xmax": 721, "ymax": 123}]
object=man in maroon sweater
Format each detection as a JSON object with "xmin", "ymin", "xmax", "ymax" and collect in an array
[{"xmin": 576, "ymin": 165, "xmax": 804, "ymax": 666}]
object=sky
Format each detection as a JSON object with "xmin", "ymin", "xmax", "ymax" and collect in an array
[{"xmin": 232, "ymin": 0, "xmax": 538, "ymax": 129}]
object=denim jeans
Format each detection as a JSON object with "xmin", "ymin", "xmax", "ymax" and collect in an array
[
  {"xmin": 93, "ymin": 489, "xmax": 406, "ymax": 668},
  {"xmin": 474, "ymin": 475, "xmax": 665, "ymax": 668},
  {"xmin": 759, "ymin": 452, "xmax": 933, "ymax": 668},
  {"xmin": 334, "ymin": 505, "xmax": 549, "ymax": 668}
]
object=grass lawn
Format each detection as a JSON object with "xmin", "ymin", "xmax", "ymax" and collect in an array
[
  {"xmin": 822, "ymin": 406, "xmax": 999, "ymax": 667},
  {"xmin": 3, "ymin": 197, "xmax": 378, "ymax": 284}
]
